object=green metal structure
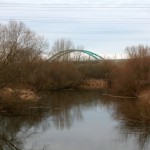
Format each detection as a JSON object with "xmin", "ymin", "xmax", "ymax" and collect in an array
[{"xmin": 49, "ymin": 49, "xmax": 104, "ymax": 61}]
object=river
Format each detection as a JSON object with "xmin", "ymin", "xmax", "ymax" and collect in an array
[{"xmin": 0, "ymin": 90, "xmax": 150, "ymax": 150}]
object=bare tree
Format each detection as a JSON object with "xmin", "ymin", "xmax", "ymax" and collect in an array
[
  {"xmin": 112, "ymin": 45, "xmax": 150, "ymax": 96},
  {"xmin": 50, "ymin": 38, "xmax": 85, "ymax": 61},
  {"xmin": 50, "ymin": 38, "xmax": 74, "ymax": 61},
  {"xmin": 51, "ymin": 38, "xmax": 74, "ymax": 53},
  {"xmin": 74, "ymin": 45, "xmax": 84, "ymax": 61},
  {"xmin": 0, "ymin": 21, "xmax": 48, "ymax": 88}
]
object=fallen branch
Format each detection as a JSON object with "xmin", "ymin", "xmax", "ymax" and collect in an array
[{"xmin": 102, "ymin": 94, "xmax": 137, "ymax": 99}]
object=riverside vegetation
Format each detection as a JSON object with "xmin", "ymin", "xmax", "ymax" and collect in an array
[
  {"xmin": 0, "ymin": 20, "xmax": 150, "ymax": 150},
  {"xmin": 0, "ymin": 21, "xmax": 150, "ymax": 115}
]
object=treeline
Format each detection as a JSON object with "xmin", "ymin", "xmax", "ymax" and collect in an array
[
  {"xmin": 0, "ymin": 21, "xmax": 150, "ymax": 97},
  {"xmin": 0, "ymin": 21, "xmax": 114, "ymax": 91}
]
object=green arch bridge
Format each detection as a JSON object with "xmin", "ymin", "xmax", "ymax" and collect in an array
[{"xmin": 49, "ymin": 49, "xmax": 104, "ymax": 61}]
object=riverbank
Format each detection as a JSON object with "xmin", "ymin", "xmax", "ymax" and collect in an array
[
  {"xmin": 0, "ymin": 87, "xmax": 40, "ymax": 102},
  {"xmin": 0, "ymin": 79, "xmax": 107, "ymax": 102},
  {"xmin": 1, "ymin": 82, "xmax": 150, "ymax": 104}
]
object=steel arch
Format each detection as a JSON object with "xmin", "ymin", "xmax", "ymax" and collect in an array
[{"xmin": 49, "ymin": 49, "xmax": 104, "ymax": 61}]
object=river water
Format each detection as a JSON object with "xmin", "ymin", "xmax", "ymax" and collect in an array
[{"xmin": 0, "ymin": 90, "xmax": 150, "ymax": 150}]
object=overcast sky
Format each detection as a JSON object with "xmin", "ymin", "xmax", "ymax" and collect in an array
[{"xmin": 0, "ymin": 0, "xmax": 150, "ymax": 58}]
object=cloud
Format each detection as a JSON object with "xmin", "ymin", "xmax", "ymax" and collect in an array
[{"xmin": 0, "ymin": 0, "xmax": 150, "ymax": 57}]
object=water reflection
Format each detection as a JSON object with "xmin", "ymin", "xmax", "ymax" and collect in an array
[
  {"xmin": 0, "ymin": 90, "xmax": 150, "ymax": 150},
  {"xmin": 114, "ymin": 100, "xmax": 150, "ymax": 150}
]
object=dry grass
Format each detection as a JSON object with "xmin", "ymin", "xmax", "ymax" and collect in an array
[
  {"xmin": 80, "ymin": 79, "xmax": 108, "ymax": 89},
  {"xmin": 0, "ymin": 87, "xmax": 40, "ymax": 101},
  {"xmin": 138, "ymin": 90, "xmax": 150, "ymax": 105}
]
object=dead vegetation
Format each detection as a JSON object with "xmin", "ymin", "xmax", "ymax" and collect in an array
[
  {"xmin": 0, "ymin": 21, "xmax": 150, "ymax": 105},
  {"xmin": 0, "ymin": 21, "xmax": 115, "ymax": 105},
  {"xmin": 112, "ymin": 45, "xmax": 150, "ymax": 99},
  {"xmin": 0, "ymin": 87, "xmax": 40, "ymax": 101}
]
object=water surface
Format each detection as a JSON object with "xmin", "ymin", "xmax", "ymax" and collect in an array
[{"xmin": 0, "ymin": 90, "xmax": 150, "ymax": 150}]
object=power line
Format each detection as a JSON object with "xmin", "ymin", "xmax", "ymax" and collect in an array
[
  {"xmin": 1, "ymin": 3, "xmax": 150, "ymax": 5},
  {"xmin": 1, "ymin": 5, "xmax": 150, "ymax": 8},
  {"xmin": 0, "ymin": 6, "xmax": 150, "ymax": 11},
  {"xmin": 37, "ymin": 32, "xmax": 150, "ymax": 34},
  {"xmin": 49, "ymin": 38, "xmax": 150, "ymax": 41},
  {"xmin": 1, "ymin": 3, "xmax": 150, "ymax": 8},
  {"xmin": 1, "ymin": 16, "xmax": 150, "ymax": 20},
  {"xmin": 0, "ymin": 3, "xmax": 149, "ymax": 42},
  {"xmin": 1, "ymin": 19, "xmax": 150, "ymax": 24},
  {"xmin": 1, "ymin": 8, "xmax": 150, "ymax": 10}
]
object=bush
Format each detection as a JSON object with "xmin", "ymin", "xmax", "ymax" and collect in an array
[{"xmin": 112, "ymin": 45, "xmax": 150, "ymax": 96}]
